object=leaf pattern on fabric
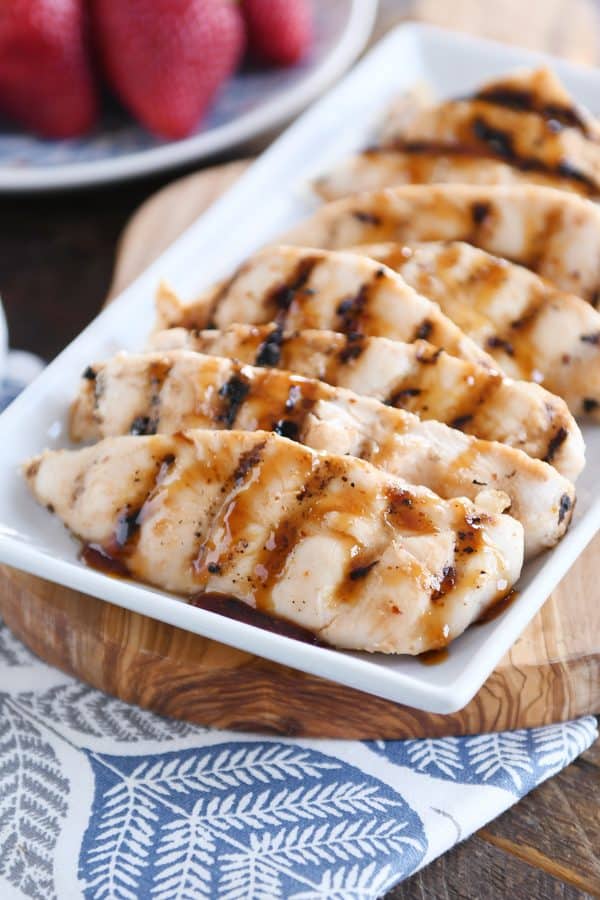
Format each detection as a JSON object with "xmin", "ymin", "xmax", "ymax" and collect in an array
[
  {"xmin": 366, "ymin": 718, "xmax": 599, "ymax": 794},
  {"xmin": 80, "ymin": 742, "xmax": 426, "ymax": 899},
  {"xmin": 0, "ymin": 695, "xmax": 69, "ymax": 900},
  {"xmin": 531, "ymin": 718, "xmax": 598, "ymax": 773},
  {"xmin": 0, "ymin": 621, "xmax": 37, "ymax": 667},
  {"xmin": 16, "ymin": 683, "xmax": 206, "ymax": 743}
]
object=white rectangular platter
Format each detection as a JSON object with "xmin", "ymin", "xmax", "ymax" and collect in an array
[{"xmin": 1, "ymin": 23, "xmax": 600, "ymax": 714}]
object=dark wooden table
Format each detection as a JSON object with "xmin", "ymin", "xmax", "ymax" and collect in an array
[{"xmin": 1, "ymin": 2, "xmax": 599, "ymax": 896}]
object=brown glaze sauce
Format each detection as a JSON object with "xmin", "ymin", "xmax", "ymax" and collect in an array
[
  {"xmin": 419, "ymin": 647, "xmax": 450, "ymax": 666},
  {"xmin": 189, "ymin": 592, "xmax": 325, "ymax": 645},
  {"xmin": 81, "ymin": 543, "xmax": 131, "ymax": 577},
  {"xmin": 476, "ymin": 588, "xmax": 519, "ymax": 624}
]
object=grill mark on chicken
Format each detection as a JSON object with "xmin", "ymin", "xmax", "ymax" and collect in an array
[
  {"xmin": 249, "ymin": 457, "xmax": 340, "ymax": 612},
  {"xmin": 217, "ymin": 370, "xmax": 251, "ymax": 428},
  {"xmin": 472, "ymin": 85, "xmax": 592, "ymax": 135},
  {"xmin": 335, "ymin": 283, "xmax": 370, "ymax": 337},
  {"xmin": 385, "ymin": 386, "xmax": 423, "ymax": 407},
  {"xmin": 128, "ymin": 359, "xmax": 172, "ymax": 437},
  {"xmin": 192, "ymin": 439, "xmax": 268, "ymax": 582},
  {"xmin": 83, "ymin": 451, "xmax": 177, "ymax": 572},
  {"xmin": 558, "ymin": 493, "xmax": 572, "ymax": 525},
  {"xmin": 254, "ymin": 324, "xmax": 284, "ymax": 366},
  {"xmin": 338, "ymin": 333, "xmax": 366, "ymax": 363},
  {"xmin": 263, "ymin": 256, "xmax": 319, "ymax": 329},
  {"xmin": 544, "ymin": 427, "xmax": 569, "ymax": 464}
]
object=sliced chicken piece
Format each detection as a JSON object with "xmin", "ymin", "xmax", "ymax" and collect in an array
[
  {"xmin": 313, "ymin": 150, "xmax": 585, "ymax": 202},
  {"xmin": 379, "ymin": 67, "xmax": 600, "ymax": 197},
  {"xmin": 155, "ymin": 246, "xmax": 497, "ymax": 369},
  {"xmin": 381, "ymin": 67, "xmax": 600, "ymax": 146},
  {"xmin": 315, "ymin": 69, "xmax": 600, "ymax": 202},
  {"xmin": 24, "ymin": 429, "xmax": 524, "ymax": 655},
  {"xmin": 349, "ymin": 240, "xmax": 600, "ymax": 421},
  {"xmin": 149, "ymin": 323, "xmax": 584, "ymax": 480},
  {"xmin": 70, "ymin": 350, "xmax": 575, "ymax": 558},
  {"xmin": 283, "ymin": 184, "xmax": 600, "ymax": 303}
]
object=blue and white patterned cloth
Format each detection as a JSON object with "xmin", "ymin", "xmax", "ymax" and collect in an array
[{"xmin": 0, "ymin": 368, "xmax": 597, "ymax": 900}]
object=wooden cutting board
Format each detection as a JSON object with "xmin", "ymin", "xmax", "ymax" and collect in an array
[{"xmin": 1, "ymin": 160, "xmax": 599, "ymax": 739}]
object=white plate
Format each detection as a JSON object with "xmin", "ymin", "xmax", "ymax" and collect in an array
[
  {"xmin": 0, "ymin": 0, "xmax": 376, "ymax": 191},
  {"xmin": 1, "ymin": 23, "xmax": 600, "ymax": 715}
]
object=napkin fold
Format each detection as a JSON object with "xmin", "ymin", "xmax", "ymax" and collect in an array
[{"xmin": 0, "ymin": 362, "xmax": 597, "ymax": 900}]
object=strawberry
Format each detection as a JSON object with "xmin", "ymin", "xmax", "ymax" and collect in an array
[
  {"xmin": 242, "ymin": 0, "xmax": 312, "ymax": 67},
  {"xmin": 92, "ymin": 0, "xmax": 245, "ymax": 140},
  {"xmin": 0, "ymin": 0, "xmax": 97, "ymax": 138}
]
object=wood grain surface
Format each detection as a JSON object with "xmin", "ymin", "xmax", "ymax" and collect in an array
[{"xmin": 1, "ymin": 159, "xmax": 599, "ymax": 740}]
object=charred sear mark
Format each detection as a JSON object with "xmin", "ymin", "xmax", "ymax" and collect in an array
[
  {"xmin": 473, "ymin": 86, "xmax": 591, "ymax": 134},
  {"xmin": 349, "ymin": 559, "xmax": 379, "ymax": 581},
  {"xmin": 232, "ymin": 440, "xmax": 266, "ymax": 485},
  {"xmin": 217, "ymin": 374, "xmax": 250, "ymax": 428},
  {"xmin": 471, "ymin": 202, "xmax": 490, "ymax": 225},
  {"xmin": 416, "ymin": 346, "xmax": 442, "ymax": 365},
  {"xmin": 273, "ymin": 419, "xmax": 300, "ymax": 441},
  {"xmin": 255, "ymin": 325, "xmax": 284, "ymax": 367},
  {"xmin": 472, "ymin": 117, "xmax": 516, "ymax": 159},
  {"xmin": 130, "ymin": 415, "xmax": 157, "ymax": 436},
  {"xmin": 335, "ymin": 283, "xmax": 370, "ymax": 336},
  {"xmin": 414, "ymin": 319, "xmax": 433, "ymax": 341},
  {"xmin": 162, "ymin": 453, "xmax": 176, "ymax": 467},
  {"xmin": 352, "ymin": 210, "xmax": 381, "ymax": 225},
  {"xmin": 267, "ymin": 257, "xmax": 318, "ymax": 317},
  {"xmin": 558, "ymin": 493, "xmax": 572, "ymax": 525},
  {"xmin": 555, "ymin": 161, "xmax": 598, "ymax": 192},
  {"xmin": 338, "ymin": 333, "xmax": 366, "ymax": 363},
  {"xmin": 115, "ymin": 506, "xmax": 142, "ymax": 548},
  {"xmin": 386, "ymin": 386, "xmax": 422, "ymax": 408},
  {"xmin": 544, "ymin": 427, "xmax": 568, "ymax": 463},
  {"xmin": 207, "ymin": 562, "xmax": 222, "ymax": 574},
  {"xmin": 432, "ymin": 565, "xmax": 457, "ymax": 602},
  {"xmin": 486, "ymin": 335, "xmax": 514, "ymax": 356},
  {"xmin": 82, "ymin": 366, "xmax": 96, "ymax": 381},
  {"xmin": 583, "ymin": 397, "xmax": 599, "ymax": 413},
  {"xmin": 580, "ymin": 331, "xmax": 600, "ymax": 345},
  {"xmin": 450, "ymin": 414, "xmax": 473, "ymax": 430}
]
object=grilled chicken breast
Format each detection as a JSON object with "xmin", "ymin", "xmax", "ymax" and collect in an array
[
  {"xmin": 313, "ymin": 150, "xmax": 584, "ymax": 202},
  {"xmin": 315, "ymin": 69, "xmax": 600, "ymax": 201},
  {"xmin": 155, "ymin": 246, "xmax": 496, "ymax": 369},
  {"xmin": 24, "ymin": 430, "xmax": 524, "ymax": 654},
  {"xmin": 379, "ymin": 66, "xmax": 600, "ymax": 149},
  {"xmin": 149, "ymin": 323, "xmax": 584, "ymax": 479},
  {"xmin": 377, "ymin": 67, "xmax": 600, "ymax": 197},
  {"xmin": 351, "ymin": 240, "xmax": 600, "ymax": 420},
  {"xmin": 71, "ymin": 350, "xmax": 575, "ymax": 557},
  {"xmin": 283, "ymin": 185, "xmax": 600, "ymax": 302}
]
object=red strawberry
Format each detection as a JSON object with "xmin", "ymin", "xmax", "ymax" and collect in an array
[
  {"xmin": 0, "ymin": 0, "xmax": 97, "ymax": 138},
  {"xmin": 92, "ymin": 0, "xmax": 245, "ymax": 140},
  {"xmin": 242, "ymin": 0, "xmax": 312, "ymax": 67}
]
